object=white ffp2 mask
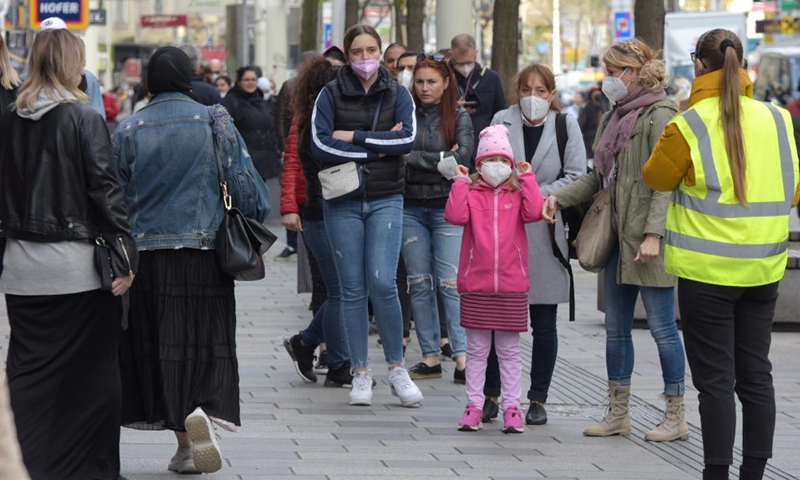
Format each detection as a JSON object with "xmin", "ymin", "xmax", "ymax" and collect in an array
[{"xmin": 480, "ymin": 162, "xmax": 512, "ymax": 187}]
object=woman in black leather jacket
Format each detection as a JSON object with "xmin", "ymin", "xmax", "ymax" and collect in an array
[
  {"xmin": 0, "ymin": 29, "xmax": 136, "ymax": 480},
  {"xmin": 221, "ymin": 66, "xmax": 282, "ymax": 181},
  {"xmin": 402, "ymin": 56, "xmax": 474, "ymax": 383}
]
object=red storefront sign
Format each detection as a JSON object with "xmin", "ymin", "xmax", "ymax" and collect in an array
[{"xmin": 141, "ymin": 15, "xmax": 187, "ymax": 28}]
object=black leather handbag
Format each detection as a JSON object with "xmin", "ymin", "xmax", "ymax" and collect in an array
[
  {"xmin": 93, "ymin": 236, "xmax": 114, "ymax": 291},
  {"xmin": 211, "ymin": 117, "xmax": 277, "ymax": 281}
]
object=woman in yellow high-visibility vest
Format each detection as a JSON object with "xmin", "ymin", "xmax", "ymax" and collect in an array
[{"xmin": 644, "ymin": 29, "xmax": 800, "ymax": 480}]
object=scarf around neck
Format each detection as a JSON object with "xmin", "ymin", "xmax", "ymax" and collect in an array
[{"xmin": 594, "ymin": 86, "xmax": 666, "ymax": 179}]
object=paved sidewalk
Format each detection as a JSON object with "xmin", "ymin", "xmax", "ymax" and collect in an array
[{"xmin": 1, "ymin": 237, "xmax": 799, "ymax": 480}]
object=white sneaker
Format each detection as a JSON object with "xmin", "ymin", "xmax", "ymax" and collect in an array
[
  {"xmin": 349, "ymin": 370, "xmax": 373, "ymax": 406},
  {"xmin": 185, "ymin": 407, "xmax": 223, "ymax": 473},
  {"xmin": 388, "ymin": 367, "xmax": 424, "ymax": 407},
  {"xmin": 167, "ymin": 446, "xmax": 199, "ymax": 474}
]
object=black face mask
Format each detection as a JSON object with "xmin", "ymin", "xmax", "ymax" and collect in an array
[{"xmin": 78, "ymin": 74, "xmax": 88, "ymax": 93}]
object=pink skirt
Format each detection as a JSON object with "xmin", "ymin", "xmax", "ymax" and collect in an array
[{"xmin": 460, "ymin": 292, "xmax": 528, "ymax": 332}]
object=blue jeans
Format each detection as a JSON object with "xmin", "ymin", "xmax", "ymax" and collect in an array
[
  {"xmin": 300, "ymin": 220, "xmax": 348, "ymax": 367},
  {"xmin": 323, "ymin": 195, "xmax": 405, "ymax": 369},
  {"xmin": 604, "ymin": 246, "xmax": 686, "ymax": 396},
  {"xmin": 401, "ymin": 206, "xmax": 466, "ymax": 359}
]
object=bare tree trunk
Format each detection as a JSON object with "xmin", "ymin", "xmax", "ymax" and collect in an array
[
  {"xmin": 300, "ymin": 0, "xmax": 320, "ymax": 53},
  {"xmin": 406, "ymin": 0, "xmax": 425, "ymax": 52},
  {"xmin": 394, "ymin": 0, "xmax": 406, "ymax": 45},
  {"xmin": 491, "ymin": 0, "xmax": 520, "ymax": 105},
  {"xmin": 634, "ymin": 0, "xmax": 665, "ymax": 50},
  {"xmin": 345, "ymin": 0, "xmax": 359, "ymax": 30}
]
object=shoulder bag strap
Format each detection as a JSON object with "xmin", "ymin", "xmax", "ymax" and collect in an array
[
  {"xmin": 371, "ymin": 90, "xmax": 386, "ymax": 131},
  {"xmin": 208, "ymin": 106, "xmax": 232, "ymax": 211}
]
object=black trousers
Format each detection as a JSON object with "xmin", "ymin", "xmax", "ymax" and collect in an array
[
  {"xmin": 485, "ymin": 304, "xmax": 558, "ymax": 402},
  {"xmin": 679, "ymin": 278, "xmax": 779, "ymax": 465}
]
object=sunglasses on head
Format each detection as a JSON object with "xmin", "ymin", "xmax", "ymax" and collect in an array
[{"xmin": 417, "ymin": 53, "xmax": 445, "ymax": 62}]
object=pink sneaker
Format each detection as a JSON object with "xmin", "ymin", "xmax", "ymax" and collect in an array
[
  {"xmin": 503, "ymin": 406, "xmax": 524, "ymax": 434},
  {"xmin": 458, "ymin": 404, "xmax": 483, "ymax": 431}
]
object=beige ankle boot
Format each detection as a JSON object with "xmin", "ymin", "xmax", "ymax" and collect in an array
[
  {"xmin": 645, "ymin": 395, "xmax": 690, "ymax": 442},
  {"xmin": 583, "ymin": 382, "xmax": 631, "ymax": 437}
]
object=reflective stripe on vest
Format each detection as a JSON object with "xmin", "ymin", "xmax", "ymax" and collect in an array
[
  {"xmin": 665, "ymin": 97, "xmax": 799, "ymax": 286},
  {"xmin": 672, "ymin": 105, "xmax": 796, "ymax": 218}
]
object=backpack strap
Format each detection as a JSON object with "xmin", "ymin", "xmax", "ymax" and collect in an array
[
  {"xmin": 555, "ymin": 112, "xmax": 568, "ymax": 176},
  {"xmin": 549, "ymin": 112, "xmax": 576, "ymax": 322}
]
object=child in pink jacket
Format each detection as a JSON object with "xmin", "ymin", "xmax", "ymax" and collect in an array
[{"xmin": 444, "ymin": 124, "xmax": 543, "ymax": 434}]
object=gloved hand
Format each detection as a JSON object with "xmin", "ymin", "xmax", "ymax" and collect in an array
[{"xmin": 437, "ymin": 152, "xmax": 459, "ymax": 180}]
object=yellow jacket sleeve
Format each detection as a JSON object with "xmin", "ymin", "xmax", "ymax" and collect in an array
[{"xmin": 643, "ymin": 123, "xmax": 694, "ymax": 192}]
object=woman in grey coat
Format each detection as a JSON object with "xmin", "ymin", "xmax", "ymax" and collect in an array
[{"xmin": 482, "ymin": 63, "xmax": 586, "ymax": 426}]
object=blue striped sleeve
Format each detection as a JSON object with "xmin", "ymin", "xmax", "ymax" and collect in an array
[{"xmin": 311, "ymin": 87, "xmax": 379, "ymax": 165}]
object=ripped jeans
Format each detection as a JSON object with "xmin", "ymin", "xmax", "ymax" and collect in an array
[
  {"xmin": 401, "ymin": 206, "xmax": 466, "ymax": 359},
  {"xmin": 323, "ymin": 194, "xmax": 405, "ymax": 369}
]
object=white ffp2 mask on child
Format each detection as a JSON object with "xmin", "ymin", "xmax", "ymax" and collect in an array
[{"xmin": 480, "ymin": 162, "xmax": 512, "ymax": 187}]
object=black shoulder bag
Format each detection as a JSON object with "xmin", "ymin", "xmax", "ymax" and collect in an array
[{"xmin": 211, "ymin": 117, "xmax": 278, "ymax": 281}]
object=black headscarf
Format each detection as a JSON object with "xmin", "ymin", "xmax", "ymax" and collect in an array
[{"xmin": 146, "ymin": 46, "xmax": 194, "ymax": 97}]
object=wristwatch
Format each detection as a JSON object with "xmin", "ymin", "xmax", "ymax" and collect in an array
[{"xmin": 645, "ymin": 233, "xmax": 663, "ymax": 239}]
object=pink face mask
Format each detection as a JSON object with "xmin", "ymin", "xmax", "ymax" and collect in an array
[{"xmin": 351, "ymin": 59, "xmax": 381, "ymax": 81}]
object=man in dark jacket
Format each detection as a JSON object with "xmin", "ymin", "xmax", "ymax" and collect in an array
[
  {"xmin": 449, "ymin": 34, "xmax": 506, "ymax": 168},
  {"xmin": 177, "ymin": 44, "xmax": 221, "ymax": 106}
]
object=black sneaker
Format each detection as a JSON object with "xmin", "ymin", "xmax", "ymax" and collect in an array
[
  {"xmin": 283, "ymin": 333, "xmax": 317, "ymax": 383},
  {"xmin": 314, "ymin": 350, "xmax": 329, "ymax": 374},
  {"xmin": 481, "ymin": 397, "xmax": 499, "ymax": 423},
  {"xmin": 440, "ymin": 342, "xmax": 454, "ymax": 360},
  {"xmin": 274, "ymin": 247, "xmax": 297, "ymax": 262},
  {"xmin": 324, "ymin": 364, "xmax": 377, "ymax": 388},
  {"xmin": 453, "ymin": 367, "xmax": 466, "ymax": 385},
  {"xmin": 525, "ymin": 402, "xmax": 548, "ymax": 425},
  {"xmin": 324, "ymin": 363, "xmax": 353, "ymax": 387},
  {"xmin": 407, "ymin": 362, "xmax": 442, "ymax": 380}
]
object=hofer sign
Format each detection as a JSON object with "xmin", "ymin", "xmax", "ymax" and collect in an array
[{"xmin": 30, "ymin": 0, "xmax": 89, "ymax": 30}]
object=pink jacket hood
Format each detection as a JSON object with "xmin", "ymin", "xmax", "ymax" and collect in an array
[{"xmin": 444, "ymin": 173, "xmax": 544, "ymax": 295}]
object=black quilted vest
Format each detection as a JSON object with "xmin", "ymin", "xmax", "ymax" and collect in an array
[{"xmin": 326, "ymin": 66, "xmax": 405, "ymax": 197}]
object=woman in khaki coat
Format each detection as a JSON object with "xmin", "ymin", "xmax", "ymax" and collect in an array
[{"xmin": 542, "ymin": 39, "xmax": 687, "ymax": 442}]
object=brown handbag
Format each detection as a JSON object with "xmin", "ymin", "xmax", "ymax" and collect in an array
[{"xmin": 575, "ymin": 186, "xmax": 616, "ymax": 273}]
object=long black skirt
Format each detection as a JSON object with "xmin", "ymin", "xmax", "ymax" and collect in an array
[
  {"xmin": 119, "ymin": 249, "xmax": 240, "ymax": 431},
  {"xmin": 6, "ymin": 290, "xmax": 121, "ymax": 480}
]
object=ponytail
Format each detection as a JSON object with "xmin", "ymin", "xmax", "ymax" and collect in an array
[
  {"xmin": 695, "ymin": 29, "xmax": 748, "ymax": 206},
  {"xmin": 719, "ymin": 45, "xmax": 747, "ymax": 206}
]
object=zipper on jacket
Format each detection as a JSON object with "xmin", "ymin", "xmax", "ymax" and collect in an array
[
  {"xmin": 494, "ymin": 189, "xmax": 500, "ymax": 294},
  {"xmin": 516, "ymin": 245, "xmax": 526, "ymax": 277},
  {"xmin": 464, "ymin": 248, "xmax": 474, "ymax": 279},
  {"xmin": 118, "ymin": 237, "xmax": 134, "ymax": 276}
]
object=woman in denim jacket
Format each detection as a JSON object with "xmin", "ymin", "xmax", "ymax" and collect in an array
[{"xmin": 112, "ymin": 47, "xmax": 270, "ymax": 475}]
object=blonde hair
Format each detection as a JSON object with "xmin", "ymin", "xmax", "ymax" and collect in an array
[
  {"xmin": 471, "ymin": 157, "xmax": 520, "ymax": 191},
  {"xmin": 694, "ymin": 29, "xmax": 747, "ymax": 206},
  {"xmin": 0, "ymin": 35, "xmax": 20, "ymax": 90},
  {"xmin": 16, "ymin": 29, "xmax": 88, "ymax": 111},
  {"xmin": 602, "ymin": 39, "xmax": 667, "ymax": 92}
]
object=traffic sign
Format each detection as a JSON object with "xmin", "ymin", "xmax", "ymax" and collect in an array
[
  {"xmin": 782, "ymin": 0, "xmax": 799, "ymax": 11},
  {"xmin": 613, "ymin": 10, "xmax": 634, "ymax": 42},
  {"xmin": 30, "ymin": 0, "xmax": 89, "ymax": 30}
]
